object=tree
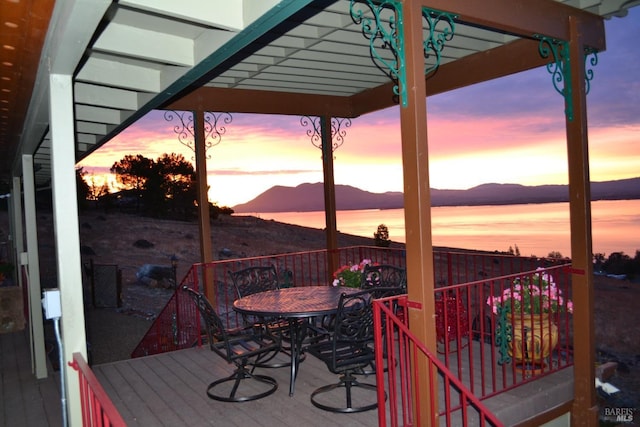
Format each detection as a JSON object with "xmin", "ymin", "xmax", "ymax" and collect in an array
[
  {"xmin": 547, "ymin": 251, "xmax": 563, "ymax": 260},
  {"xmin": 109, "ymin": 153, "xmax": 198, "ymax": 219},
  {"xmin": 75, "ymin": 167, "xmax": 91, "ymax": 210},
  {"xmin": 374, "ymin": 224, "xmax": 391, "ymax": 247},
  {"xmin": 156, "ymin": 154, "xmax": 196, "ymax": 200},
  {"xmin": 104, "ymin": 152, "xmax": 235, "ymax": 220},
  {"xmin": 152, "ymin": 153, "xmax": 197, "ymax": 219},
  {"xmin": 110, "ymin": 154, "xmax": 154, "ymax": 191},
  {"xmin": 81, "ymin": 173, "xmax": 111, "ymax": 202},
  {"xmin": 592, "ymin": 252, "xmax": 607, "ymax": 273},
  {"xmin": 603, "ymin": 252, "xmax": 633, "ymax": 276},
  {"xmin": 505, "ymin": 244, "xmax": 521, "ymax": 256}
]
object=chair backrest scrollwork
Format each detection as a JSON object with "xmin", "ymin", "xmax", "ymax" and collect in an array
[
  {"xmin": 229, "ymin": 265, "xmax": 279, "ymax": 298},
  {"xmin": 334, "ymin": 290, "xmax": 375, "ymax": 344},
  {"xmin": 182, "ymin": 287, "xmax": 231, "ymax": 359},
  {"xmin": 361, "ymin": 264, "xmax": 406, "ymax": 298}
]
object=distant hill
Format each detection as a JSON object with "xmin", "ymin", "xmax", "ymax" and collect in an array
[{"xmin": 232, "ymin": 177, "xmax": 640, "ymax": 213}]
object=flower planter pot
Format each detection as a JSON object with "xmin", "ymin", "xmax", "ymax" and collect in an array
[{"xmin": 507, "ymin": 312, "xmax": 558, "ymax": 372}]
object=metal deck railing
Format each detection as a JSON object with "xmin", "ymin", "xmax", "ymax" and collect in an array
[
  {"xmin": 129, "ymin": 247, "xmax": 572, "ymax": 417},
  {"xmin": 70, "ymin": 352, "xmax": 127, "ymax": 427},
  {"xmin": 373, "ymin": 294, "xmax": 504, "ymax": 426}
]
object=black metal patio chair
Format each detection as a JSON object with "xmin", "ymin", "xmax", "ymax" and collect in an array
[
  {"xmin": 361, "ymin": 264, "xmax": 407, "ymax": 295},
  {"xmin": 360, "ymin": 265, "xmax": 407, "ymax": 374},
  {"xmin": 310, "ymin": 265, "xmax": 407, "ymax": 341},
  {"xmin": 182, "ymin": 287, "xmax": 279, "ymax": 402},
  {"xmin": 306, "ymin": 288, "xmax": 385, "ymax": 413},
  {"xmin": 229, "ymin": 265, "xmax": 297, "ymax": 368},
  {"xmin": 229, "ymin": 265, "xmax": 281, "ymax": 298}
]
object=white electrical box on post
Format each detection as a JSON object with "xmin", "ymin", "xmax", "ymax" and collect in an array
[{"xmin": 42, "ymin": 288, "xmax": 62, "ymax": 319}]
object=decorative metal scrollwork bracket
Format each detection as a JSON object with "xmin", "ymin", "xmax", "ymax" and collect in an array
[
  {"xmin": 300, "ymin": 116, "xmax": 352, "ymax": 155},
  {"xmin": 495, "ymin": 306, "xmax": 512, "ymax": 365},
  {"xmin": 537, "ymin": 36, "xmax": 599, "ymax": 121},
  {"xmin": 164, "ymin": 110, "xmax": 233, "ymax": 158},
  {"xmin": 350, "ymin": 0, "xmax": 406, "ymax": 106},
  {"xmin": 422, "ymin": 7, "xmax": 457, "ymax": 76},
  {"xmin": 584, "ymin": 47, "xmax": 598, "ymax": 95},
  {"xmin": 351, "ymin": 2, "xmax": 456, "ymax": 108}
]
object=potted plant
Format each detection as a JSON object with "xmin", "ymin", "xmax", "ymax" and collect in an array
[
  {"xmin": 486, "ymin": 267, "xmax": 573, "ymax": 370},
  {"xmin": 332, "ymin": 259, "xmax": 375, "ymax": 288}
]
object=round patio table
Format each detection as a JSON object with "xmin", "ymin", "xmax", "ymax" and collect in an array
[{"xmin": 233, "ymin": 285, "xmax": 359, "ymax": 396}]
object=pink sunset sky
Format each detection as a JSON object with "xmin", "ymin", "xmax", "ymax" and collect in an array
[{"xmin": 78, "ymin": 9, "xmax": 640, "ymax": 208}]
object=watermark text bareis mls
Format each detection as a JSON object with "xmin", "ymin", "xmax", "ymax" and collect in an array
[{"xmin": 603, "ymin": 407, "xmax": 635, "ymax": 423}]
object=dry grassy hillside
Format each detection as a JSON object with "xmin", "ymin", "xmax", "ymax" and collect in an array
[{"xmin": 33, "ymin": 211, "xmax": 389, "ymax": 288}]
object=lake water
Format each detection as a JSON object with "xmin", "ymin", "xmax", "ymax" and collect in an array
[{"xmin": 250, "ymin": 199, "xmax": 640, "ymax": 258}]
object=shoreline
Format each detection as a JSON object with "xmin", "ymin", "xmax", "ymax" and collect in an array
[
  {"xmin": 247, "ymin": 199, "xmax": 640, "ymax": 258},
  {"xmin": 237, "ymin": 196, "xmax": 640, "ymax": 214}
]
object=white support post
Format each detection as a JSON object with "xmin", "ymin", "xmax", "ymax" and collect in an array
[
  {"xmin": 22, "ymin": 155, "xmax": 49, "ymax": 379},
  {"xmin": 49, "ymin": 73, "xmax": 87, "ymax": 426},
  {"xmin": 10, "ymin": 177, "xmax": 23, "ymax": 288}
]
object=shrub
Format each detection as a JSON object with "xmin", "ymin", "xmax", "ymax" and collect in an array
[
  {"xmin": 602, "ymin": 251, "xmax": 640, "ymax": 278},
  {"xmin": 374, "ymin": 224, "xmax": 391, "ymax": 247}
]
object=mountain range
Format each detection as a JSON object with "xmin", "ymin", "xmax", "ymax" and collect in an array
[{"xmin": 232, "ymin": 177, "xmax": 640, "ymax": 213}]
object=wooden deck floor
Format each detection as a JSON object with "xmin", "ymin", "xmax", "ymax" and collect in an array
[
  {"xmin": 0, "ymin": 331, "xmax": 62, "ymax": 427},
  {"xmin": 92, "ymin": 341, "xmax": 574, "ymax": 426},
  {"xmin": 3, "ymin": 330, "xmax": 574, "ymax": 426},
  {"xmin": 93, "ymin": 347, "xmax": 381, "ymax": 426}
]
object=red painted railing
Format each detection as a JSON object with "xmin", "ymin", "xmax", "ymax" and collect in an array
[
  {"xmin": 373, "ymin": 295, "xmax": 504, "ymax": 426},
  {"xmin": 132, "ymin": 247, "xmax": 552, "ymax": 358},
  {"xmin": 132, "ymin": 246, "xmax": 407, "ymax": 356},
  {"xmin": 131, "ymin": 247, "xmax": 562, "ymax": 357},
  {"xmin": 432, "ymin": 250, "xmax": 547, "ymax": 287},
  {"xmin": 70, "ymin": 352, "xmax": 127, "ymax": 427},
  {"xmin": 131, "ymin": 247, "xmax": 572, "ymax": 403},
  {"xmin": 434, "ymin": 264, "xmax": 574, "ymax": 400},
  {"xmin": 128, "ymin": 247, "xmax": 571, "ymax": 424}
]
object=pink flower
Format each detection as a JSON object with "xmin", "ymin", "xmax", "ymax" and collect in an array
[
  {"xmin": 333, "ymin": 259, "xmax": 377, "ymax": 288},
  {"xmin": 486, "ymin": 268, "xmax": 573, "ymax": 315},
  {"xmin": 486, "ymin": 295, "xmax": 499, "ymax": 314}
]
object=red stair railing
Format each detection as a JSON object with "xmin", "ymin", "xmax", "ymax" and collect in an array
[
  {"xmin": 373, "ymin": 295, "xmax": 504, "ymax": 427},
  {"xmin": 70, "ymin": 352, "xmax": 126, "ymax": 427}
]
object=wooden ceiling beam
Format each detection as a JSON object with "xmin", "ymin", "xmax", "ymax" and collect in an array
[
  {"xmin": 164, "ymin": 87, "xmax": 356, "ymax": 118},
  {"xmin": 351, "ymin": 38, "xmax": 552, "ymax": 116},
  {"xmin": 425, "ymin": 38, "xmax": 553, "ymax": 94},
  {"xmin": 420, "ymin": 0, "xmax": 605, "ymax": 51},
  {"xmin": 167, "ymin": 37, "xmax": 586, "ymax": 120}
]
